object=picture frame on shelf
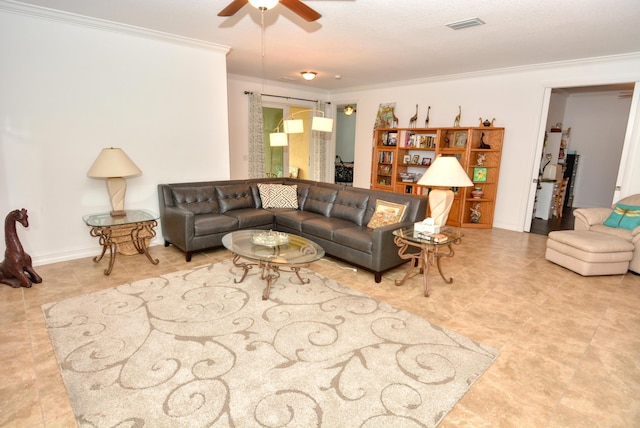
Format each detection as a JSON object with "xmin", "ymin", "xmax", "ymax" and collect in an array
[
  {"xmin": 387, "ymin": 131, "xmax": 398, "ymax": 146},
  {"xmin": 403, "ymin": 154, "xmax": 411, "ymax": 164},
  {"xmin": 421, "ymin": 157, "xmax": 432, "ymax": 166},
  {"xmin": 411, "ymin": 155, "xmax": 420, "ymax": 164},
  {"xmin": 454, "ymin": 131, "xmax": 467, "ymax": 148},
  {"xmin": 473, "ymin": 167, "xmax": 488, "ymax": 182}
]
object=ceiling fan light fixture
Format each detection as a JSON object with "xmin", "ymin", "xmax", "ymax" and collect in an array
[
  {"xmin": 343, "ymin": 105, "xmax": 355, "ymax": 116},
  {"xmin": 249, "ymin": 0, "xmax": 279, "ymax": 11},
  {"xmin": 301, "ymin": 71, "xmax": 317, "ymax": 81}
]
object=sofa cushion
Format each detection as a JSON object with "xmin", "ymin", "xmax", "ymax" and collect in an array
[
  {"xmin": 274, "ymin": 210, "xmax": 323, "ymax": 233},
  {"xmin": 303, "ymin": 187, "xmax": 338, "ymax": 217},
  {"xmin": 216, "ymin": 184, "xmax": 255, "ymax": 213},
  {"xmin": 333, "ymin": 227, "xmax": 374, "ymax": 254},
  {"xmin": 194, "ymin": 214, "xmax": 238, "ymax": 237},
  {"xmin": 603, "ymin": 203, "xmax": 640, "ymax": 230},
  {"xmin": 171, "ymin": 186, "xmax": 219, "ymax": 215},
  {"xmin": 367, "ymin": 200, "xmax": 407, "ymax": 229},
  {"xmin": 302, "ymin": 217, "xmax": 357, "ymax": 240},
  {"xmin": 224, "ymin": 208, "xmax": 274, "ymax": 229},
  {"xmin": 330, "ymin": 190, "xmax": 370, "ymax": 226},
  {"xmin": 257, "ymin": 183, "xmax": 299, "ymax": 209}
]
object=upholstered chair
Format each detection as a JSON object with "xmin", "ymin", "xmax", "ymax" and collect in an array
[{"xmin": 573, "ymin": 194, "xmax": 640, "ymax": 274}]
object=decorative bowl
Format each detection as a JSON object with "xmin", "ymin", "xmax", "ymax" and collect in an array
[{"xmin": 251, "ymin": 231, "xmax": 290, "ymax": 247}]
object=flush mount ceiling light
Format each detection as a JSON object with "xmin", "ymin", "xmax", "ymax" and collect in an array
[
  {"xmin": 343, "ymin": 105, "xmax": 355, "ymax": 116},
  {"xmin": 301, "ymin": 71, "xmax": 317, "ymax": 81},
  {"xmin": 446, "ymin": 17, "xmax": 485, "ymax": 30}
]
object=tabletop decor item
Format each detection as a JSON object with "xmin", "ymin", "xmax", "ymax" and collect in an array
[{"xmin": 251, "ymin": 230, "xmax": 290, "ymax": 247}]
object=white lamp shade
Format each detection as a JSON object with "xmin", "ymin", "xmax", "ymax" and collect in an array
[
  {"xmin": 283, "ymin": 119, "xmax": 304, "ymax": 134},
  {"xmin": 269, "ymin": 132, "xmax": 288, "ymax": 147},
  {"xmin": 311, "ymin": 116, "xmax": 334, "ymax": 132},
  {"xmin": 249, "ymin": 0, "xmax": 279, "ymax": 10},
  {"xmin": 87, "ymin": 148, "xmax": 141, "ymax": 178},
  {"xmin": 417, "ymin": 155, "xmax": 472, "ymax": 188}
]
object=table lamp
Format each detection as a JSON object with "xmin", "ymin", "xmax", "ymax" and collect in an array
[
  {"xmin": 417, "ymin": 155, "xmax": 473, "ymax": 226},
  {"xmin": 87, "ymin": 148, "xmax": 142, "ymax": 216}
]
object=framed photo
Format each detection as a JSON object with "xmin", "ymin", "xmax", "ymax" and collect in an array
[
  {"xmin": 422, "ymin": 157, "xmax": 432, "ymax": 166},
  {"xmin": 387, "ymin": 131, "xmax": 398, "ymax": 146},
  {"xmin": 454, "ymin": 131, "xmax": 467, "ymax": 148},
  {"xmin": 473, "ymin": 167, "xmax": 488, "ymax": 182},
  {"xmin": 411, "ymin": 155, "xmax": 420, "ymax": 164},
  {"xmin": 403, "ymin": 154, "xmax": 411, "ymax": 164}
]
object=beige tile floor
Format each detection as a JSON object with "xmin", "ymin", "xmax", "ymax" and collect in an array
[{"xmin": 1, "ymin": 228, "xmax": 639, "ymax": 427}]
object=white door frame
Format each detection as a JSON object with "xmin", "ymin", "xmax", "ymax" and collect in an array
[
  {"xmin": 524, "ymin": 81, "xmax": 640, "ymax": 232},
  {"xmin": 614, "ymin": 82, "xmax": 640, "ymax": 202}
]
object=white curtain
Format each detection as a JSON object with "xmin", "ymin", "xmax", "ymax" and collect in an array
[
  {"xmin": 248, "ymin": 92, "xmax": 266, "ymax": 178},
  {"xmin": 312, "ymin": 101, "xmax": 331, "ymax": 182}
]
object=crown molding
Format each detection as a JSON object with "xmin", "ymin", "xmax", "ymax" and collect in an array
[{"xmin": 0, "ymin": 0, "xmax": 230, "ymax": 54}]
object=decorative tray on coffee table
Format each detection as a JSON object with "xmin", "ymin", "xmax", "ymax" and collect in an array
[{"xmin": 251, "ymin": 230, "xmax": 290, "ymax": 247}]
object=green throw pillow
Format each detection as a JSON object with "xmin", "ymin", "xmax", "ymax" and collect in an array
[{"xmin": 603, "ymin": 203, "xmax": 640, "ymax": 230}]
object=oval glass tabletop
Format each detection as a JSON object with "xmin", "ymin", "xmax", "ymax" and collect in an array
[{"xmin": 222, "ymin": 230, "xmax": 324, "ymax": 265}]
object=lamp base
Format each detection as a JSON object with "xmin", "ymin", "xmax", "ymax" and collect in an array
[
  {"xmin": 428, "ymin": 189, "xmax": 455, "ymax": 227},
  {"xmin": 110, "ymin": 210, "xmax": 127, "ymax": 217}
]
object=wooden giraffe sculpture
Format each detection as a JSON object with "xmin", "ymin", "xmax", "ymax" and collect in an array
[
  {"xmin": 0, "ymin": 209, "xmax": 42, "ymax": 288},
  {"xmin": 424, "ymin": 106, "xmax": 431, "ymax": 127},
  {"xmin": 409, "ymin": 104, "xmax": 418, "ymax": 128},
  {"xmin": 453, "ymin": 106, "xmax": 461, "ymax": 127}
]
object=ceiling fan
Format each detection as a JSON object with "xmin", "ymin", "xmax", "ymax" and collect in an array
[{"xmin": 218, "ymin": 0, "xmax": 322, "ymax": 22}]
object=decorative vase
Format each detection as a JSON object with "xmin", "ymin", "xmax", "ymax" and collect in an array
[{"xmin": 471, "ymin": 187, "xmax": 484, "ymax": 199}]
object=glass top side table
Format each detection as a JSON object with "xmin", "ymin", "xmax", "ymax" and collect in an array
[
  {"xmin": 392, "ymin": 226, "xmax": 463, "ymax": 297},
  {"xmin": 83, "ymin": 209, "xmax": 159, "ymax": 275}
]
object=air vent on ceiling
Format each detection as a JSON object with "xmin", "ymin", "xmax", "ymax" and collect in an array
[{"xmin": 446, "ymin": 17, "xmax": 485, "ymax": 30}]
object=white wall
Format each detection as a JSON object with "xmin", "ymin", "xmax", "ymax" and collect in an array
[
  {"xmin": 563, "ymin": 91, "xmax": 632, "ymax": 208},
  {"xmin": 227, "ymin": 55, "xmax": 640, "ymax": 232},
  {"xmin": 0, "ymin": 5, "xmax": 230, "ymax": 264}
]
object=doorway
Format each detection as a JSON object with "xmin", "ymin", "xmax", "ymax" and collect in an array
[
  {"xmin": 334, "ymin": 104, "xmax": 357, "ymax": 185},
  {"xmin": 529, "ymin": 83, "xmax": 635, "ymax": 235}
]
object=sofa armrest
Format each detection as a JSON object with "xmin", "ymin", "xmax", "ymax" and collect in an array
[
  {"xmin": 160, "ymin": 206, "xmax": 195, "ymax": 249},
  {"xmin": 371, "ymin": 221, "xmax": 414, "ymax": 263},
  {"xmin": 573, "ymin": 207, "xmax": 612, "ymax": 230}
]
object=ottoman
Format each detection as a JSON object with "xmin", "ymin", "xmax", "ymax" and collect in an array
[{"xmin": 545, "ymin": 230, "xmax": 633, "ymax": 276}]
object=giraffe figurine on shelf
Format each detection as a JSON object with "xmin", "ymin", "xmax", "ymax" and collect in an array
[
  {"xmin": 409, "ymin": 104, "xmax": 418, "ymax": 128},
  {"xmin": 424, "ymin": 106, "xmax": 431, "ymax": 127},
  {"xmin": 453, "ymin": 106, "xmax": 461, "ymax": 127}
]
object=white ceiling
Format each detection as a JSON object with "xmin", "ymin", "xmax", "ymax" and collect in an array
[{"xmin": 10, "ymin": 0, "xmax": 640, "ymax": 91}]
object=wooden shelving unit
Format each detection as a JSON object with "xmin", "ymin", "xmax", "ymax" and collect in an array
[{"xmin": 371, "ymin": 126, "xmax": 504, "ymax": 228}]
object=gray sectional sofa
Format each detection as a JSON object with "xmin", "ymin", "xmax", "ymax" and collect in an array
[{"xmin": 157, "ymin": 178, "xmax": 428, "ymax": 282}]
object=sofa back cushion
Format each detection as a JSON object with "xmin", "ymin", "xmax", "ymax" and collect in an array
[
  {"xmin": 303, "ymin": 186, "xmax": 338, "ymax": 217},
  {"xmin": 171, "ymin": 186, "xmax": 219, "ymax": 214},
  {"xmin": 330, "ymin": 190, "xmax": 370, "ymax": 226},
  {"xmin": 216, "ymin": 184, "xmax": 255, "ymax": 213}
]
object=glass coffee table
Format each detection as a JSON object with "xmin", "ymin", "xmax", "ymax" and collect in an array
[
  {"xmin": 392, "ymin": 226, "xmax": 463, "ymax": 297},
  {"xmin": 222, "ymin": 230, "xmax": 325, "ymax": 300}
]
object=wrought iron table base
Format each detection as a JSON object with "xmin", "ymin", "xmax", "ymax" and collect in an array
[
  {"xmin": 393, "ymin": 236, "xmax": 458, "ymax": 297},
  {"xmin": 231, "ymin": 255, "xmax": 310, "ymax": 300},
  {"xmin": 90, "ymin": 221, "xmax": 159, "ymax": 275}
]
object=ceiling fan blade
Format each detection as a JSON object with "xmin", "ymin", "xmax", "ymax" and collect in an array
[
  {"xmin": 280, "ymin": 0, "xmax": 322, "ymax": 22},
  {"xmin": 218, "ymin": 0, "xmax": 249, "ymax": 17}
]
